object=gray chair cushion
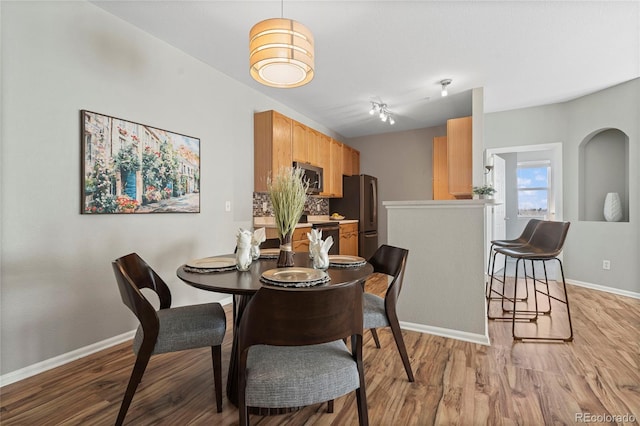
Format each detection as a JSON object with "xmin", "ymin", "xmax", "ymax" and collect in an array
[
  {"xmin": 245, "ymin": 340, "xmax": 359, "ymax": 408},
  {"xmin": 363, "ymin": 292, "xmax": 389, "ymax": 329},
  {"xmin": 133, "ymin": 302, "xmax": 226, "ymax": 355}
]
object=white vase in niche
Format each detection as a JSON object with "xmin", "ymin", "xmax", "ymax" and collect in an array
[{"xmin": 603, "ymin": 192, "xmax": 623, "ymax": 222}]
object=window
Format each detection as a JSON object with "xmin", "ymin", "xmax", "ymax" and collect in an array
[{"xmin": 517, "ymin": 161, "xmax": 550, "ymax": 217}]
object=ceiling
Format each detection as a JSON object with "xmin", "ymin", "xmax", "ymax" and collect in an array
[{"xmin": 91, "ymin": 1, "xmax": 639, "ymax": 139}]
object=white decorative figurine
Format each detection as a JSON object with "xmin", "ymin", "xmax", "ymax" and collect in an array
[
  {"xmin": 312, "ymin": 235, "xmax": 333, "ymax": 270},
  {"xmin": 307, "ymin": 228, "xmax": 323, "ymax": 259},
  {"xmin": 236, "ymin": 228, "xmax": 253, "ymax": 271},
  {"xmin": 251, "ymin": 227, "xmax": 266, "ymax": 260}
]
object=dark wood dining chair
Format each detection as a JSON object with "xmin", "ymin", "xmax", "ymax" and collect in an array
[
  {"xmin": 364, "ymin": 244, "xmax": 414, "ymax": 382},
  {"xmin": 112, "ymin": 253, "xmax": 226, "ymax": 425},
  {"xmin": 494, "ymin": 221, "xmax": 573, "ymax": 341},
  {"xmin": 237, "ymin": 281, "xmax": 368, "ymax": 426}
]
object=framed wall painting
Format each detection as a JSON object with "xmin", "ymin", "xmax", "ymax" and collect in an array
[{"xmin": 81, "ymin": 110, "xmax": 200, "ymax": 214}]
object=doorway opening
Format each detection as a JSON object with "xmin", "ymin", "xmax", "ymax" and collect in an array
[{"xmin": 485, "ymin": 143, "xmax": 563, "ymax": 277}]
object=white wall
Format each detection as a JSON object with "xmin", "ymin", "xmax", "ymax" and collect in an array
[
  {"xmin": 485, "ymin": 79, "xmax": 639, "ymax": 294},
  {"xmin": 0, "ymin": 1, "xmax": 332, "ymax": 375},
  {"xmin": 347, "ymin": 126, "xmax": 447, "ymax": 245}
]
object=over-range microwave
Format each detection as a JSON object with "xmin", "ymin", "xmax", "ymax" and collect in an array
[{"xmin": 293, "ymin": 162, "xmax": 323, "ymax": 194}]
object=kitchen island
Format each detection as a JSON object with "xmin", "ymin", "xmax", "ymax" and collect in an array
[{"xmin": 384, "ymin": 199, "xmax": 492, "ymax": 345}]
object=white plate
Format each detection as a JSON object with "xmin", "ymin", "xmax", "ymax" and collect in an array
[
  {"xmin": 261, "ymin": 267, "xmax": 327, "ymax": 283},
  {"xmin": 186, "ymin": 256, "xmax": 236, "ymax": 269},
  {"xmin": 328, "ymin": 255, "xmax": 366, "ymax": 265}
]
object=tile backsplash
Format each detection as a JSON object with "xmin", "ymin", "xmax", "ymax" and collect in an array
[{"xmin": 253, "ymin": 192, "xmax": 329, "ymax": 217}]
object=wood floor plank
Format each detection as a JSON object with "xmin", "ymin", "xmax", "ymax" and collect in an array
[{"xmin": 1, "ymin": 275, "xmax": 639, "ymax": 425}]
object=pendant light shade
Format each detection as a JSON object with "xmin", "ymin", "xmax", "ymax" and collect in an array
[{"xmin": 249, "ymin": 18, "xmax": 314, "ymax": 88}]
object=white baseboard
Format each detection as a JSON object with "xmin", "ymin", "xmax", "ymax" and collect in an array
[
  {"xmin": 0, "ymin": 330, "xmax": 136, "ymax": 387},
  {"xmin": 400, "ymin": 321, "xmax": 491, "ymax": 346},
  {"xmin": 0, "ymin": 296, "xmax": 234, "ymax": 388},
  {"xmin": 566, "ymin": 279, "xmax": 640, "ymax": 300}
]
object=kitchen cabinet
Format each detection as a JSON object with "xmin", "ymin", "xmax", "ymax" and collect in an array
[
  {"xmin": 292, "ymin": 120, "xmax": 308, "ymax": 163},
  {"xmin": 339, "ymin": 222, "xmax": 359, "ymax": 256},
  {"xmin": 254, "ymin": 110, "xmax": 357, "ymax": 195},
  {"xmin": 351, "ymin": 149, "xmax": 360, "ymax": 175},
  {"xmin": 329, "ymin": 138, "xmax": 343, "ymax": 197},
  {"xmin": 292, "ymin": 227, "xmax": 310, "ymax": 253},
  {"xmin": 342, "ymin": 145, "xmax": 361, "ymax": 176},
  {"xmin": 446, "ymin": 116, "xmax": 473, "ymax": 199},
  {"xmin": 316, "ymin": 134, "xmax": 331, "ymax": 196},
  {"xmin": 254, "ymin": 110, "xmax": 293, "ymax": 192},
  {"xmin": 432, "ymin": 136, "xmax": 455, "ymax": 200},
  {"xmin": 264, "ymin": 226, "xmax": 310, "ymax": 253}
]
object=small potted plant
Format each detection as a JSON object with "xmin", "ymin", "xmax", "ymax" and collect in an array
[
  {"xmin": 267, "ymin": 167, "xmax": 309, "ymax": 267},
  {"xmin": 472, "ymin": 185, "xmax": 497, "ymax": 199}
]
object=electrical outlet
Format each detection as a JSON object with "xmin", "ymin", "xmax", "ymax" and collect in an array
[
  {"xmin": 225, "ymin": 201, "xmax": 231, "ymax": 212},
  {"xmin": 262, "ymin": 202, "xmax": 268, "ymax": 212},
  {"xmin": 602, "ymin": 260, "xmax": 611, "ymax": 270}
]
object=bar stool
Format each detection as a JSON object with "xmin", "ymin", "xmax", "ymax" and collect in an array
[
  {"xmin": 486, "ymin": 219, "xmax": 542, "ymax": 320},
  {"xmin": 494, "ymin": 221, "xmax": 573, "ymax": 342}
]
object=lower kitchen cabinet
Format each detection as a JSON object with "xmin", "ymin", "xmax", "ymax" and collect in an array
[
  {"xmin": 264, "ymin": 227, "xmax": 310, "ymax": 253},
  {"xmin": 292, "ymin": 227, "xmax": 310, "ymax": 253},
  {"xmin": 339, "ymin": 223, "xmax": 359, "ymax": 256}
]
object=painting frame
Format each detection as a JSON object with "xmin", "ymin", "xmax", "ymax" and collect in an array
[{"xmin": 80, "ymin": 110, "xmax": 201, "ymax": 214}]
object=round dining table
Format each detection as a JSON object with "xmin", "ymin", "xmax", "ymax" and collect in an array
[{"xmin": 176, "ymin": 253, "xmax": 374, "ymax": 412}]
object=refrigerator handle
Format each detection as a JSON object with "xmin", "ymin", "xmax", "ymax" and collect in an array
[{"xmin": 371, "ymin": 179, "xmax": 377, "ymax": 226}]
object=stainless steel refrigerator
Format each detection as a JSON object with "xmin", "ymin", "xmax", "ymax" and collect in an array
[{"xmin": 330, "ymin": 174, "xmax": 378, "ymax": 260}]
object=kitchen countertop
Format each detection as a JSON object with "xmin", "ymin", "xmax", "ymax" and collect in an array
[{"xmin": 253, "ymin": 216, "xmax": 358, "ymax": 228}]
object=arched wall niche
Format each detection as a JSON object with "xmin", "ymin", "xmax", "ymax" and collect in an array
[{"xmin": 578, "ymin": 128, "xmax": 629, "ymax": 222}]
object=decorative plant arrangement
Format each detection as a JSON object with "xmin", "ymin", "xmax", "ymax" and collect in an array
[
  {"xmin": 267, "ymin": 166, "xmax": 309, "ymax": 267},
  {"xmin": 473, "ymin": 185, "xmax": 497, "ymax": 199}
]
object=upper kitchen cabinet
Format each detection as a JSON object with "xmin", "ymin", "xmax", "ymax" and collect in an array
[
  {"xmin": 306, "ymin": 128, "xmax": 321, "ymax": 166},
  {"xmin": 292, "ymin": 120, "xmax": 308, "ymax": 163},
  {"xmin": 351, "ymin": 149, "xmax": 360, "ymax": 175},
  {"xmin": 342, "ymin": 144, "xmax": 361, "ymax": 176},
  {"xmin": 316, "ymin": 134, "xmax": 331, "ymax": 196},
  {"xmin": 254, "ymin": 109, "xmax": 357, "ymax": 196},
  {"xmin": 329, "ymin": 138, "xmax": 343, "ymax": 197},
  {"xmin": 432, "ymin": 136, "xmax": 455, "ymax": 200},
  {"xmin": 446, "ymin": 116, "xmax": 473, "ymax": 198},
  {"xmin": 254, "ymin": 110, "xmax": 292, "ymax": 192}
]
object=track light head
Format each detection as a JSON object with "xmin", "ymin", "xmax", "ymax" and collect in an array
[{"xmin": 440, "ymin": 79, "xmax": 452, "ymax": 97}]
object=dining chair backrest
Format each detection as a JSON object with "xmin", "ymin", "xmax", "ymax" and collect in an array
[
  {"xmin": 367, "ymin": 245, "xmax": 409, "ymax": 309},
  {"xmin": 112, "ymin": 253, "xmax": 171, "ymax": 332},
  {"xmin": 527, "ymin": 221, "xmax": 571, "ymax": 257},
  {"xmin": 238, "ymin": 281, "xmax": 363, "ymax": 350}
]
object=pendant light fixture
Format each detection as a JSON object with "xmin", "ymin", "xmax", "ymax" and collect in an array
[{"xmin": 249, "ymin": 1, "xmax": 314, "ymax": 88}]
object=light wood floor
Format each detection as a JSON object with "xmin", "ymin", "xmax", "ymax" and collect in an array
[{"xmin": 2, "ymin": 274, "xmax": 639, "ymax": 425}]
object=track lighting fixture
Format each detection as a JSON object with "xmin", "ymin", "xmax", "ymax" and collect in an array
[
  {"xmin": 440, "ymin": 79, "xmax": 452, "ymax": 97},
  {"xmin": 368, "ymin": 101, "xmax": 395, "ymax": 126}
]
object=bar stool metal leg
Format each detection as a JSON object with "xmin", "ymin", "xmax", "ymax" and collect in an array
[{"xmin": 512, "ymin": 257, "xmax": 573, "ymax": 342}]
